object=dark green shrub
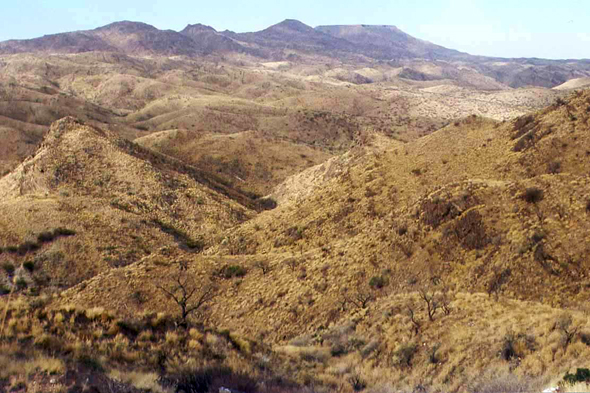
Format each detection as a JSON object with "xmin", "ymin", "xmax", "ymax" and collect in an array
[
  {"xmin": 17, "ymin": 241, "xmax": 40, "ymax": 255},
  {"xmin": 162, "ymin": 366, "xmax": 258, "ymax": 393},
  {"xmin": 369, "ymin": 275, "xmax": 388, "ymax": 289},
  {"xmin": 54, "ymin": 227, "xmax": 76, "ymax": 237},
  {"xmin": 563, "ymin": 368, "xmax": 590, "ymax": 385},
  {"xmin": 258, "ymin": 197, "xmax": 277, "ymax": 211},
  {"xmin": 522, "ymin": 187, "xmax": 544, "ymax": 204},
  {"xmin": 16, "ymin": 277, "xmax": 28, "ymax": 290},
  {"xmin": 0, "ymin": 285, "xmax": 10, "ymax": 295},
  {"xmin": 77, "ymin": 354, "xmax": 104, "ymax": 372},
  {"xmin": 581, "ymin": 331, "xmax": 590, "ymax": 346},
  {"xmin": 37, "ymin": 231, "xmax": 55, "ymax": 243},
  {"xmin": 2, "ymin": 262, "xmax": 15, "ymax": 275},
  {"xmin": 23, "ymin": 261, "xmax": 35, "ymax": 272},
  {"xmin": 218, "ymin": 265, "xmax": 248, "ymax": 279}
]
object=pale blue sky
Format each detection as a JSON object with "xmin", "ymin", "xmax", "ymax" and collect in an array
[{"xmin": 1, "ymin": 0, "xmax": 588, "ymax": 59}]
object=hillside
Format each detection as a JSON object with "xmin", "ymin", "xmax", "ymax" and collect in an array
[
  {"xmin": 1, "ymin": 19, "xmax": 590, "ymax": 393},
  {"xmin": 0, "ymin": 91, "xmax": 584, "ymax": 392}
]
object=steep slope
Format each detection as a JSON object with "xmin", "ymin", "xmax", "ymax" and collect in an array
[
  {"xmin": 0, "ymin": 117, "xmax": 257, "ymax": 290},
  {"xmin": 47, "ymin": 93, "xmax": 590, "ymax": 392}
]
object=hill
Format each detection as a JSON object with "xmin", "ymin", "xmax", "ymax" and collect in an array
[{"xmin": 3, "ymin": 91, "xmax": 584, "ymax": 393}]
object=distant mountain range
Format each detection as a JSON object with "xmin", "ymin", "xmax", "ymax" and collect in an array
[{"xmin": 2, "ymin": 19, "xmax": 590, "ymax": 88}]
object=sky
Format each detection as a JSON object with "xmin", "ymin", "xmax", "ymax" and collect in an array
[{"xmin": 1, "ymin": 0, "xmax": 588, "ymax": 59}]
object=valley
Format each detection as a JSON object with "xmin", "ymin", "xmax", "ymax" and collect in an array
[{"xmin": 0, "ymin": 18, "xmax": 589, "ymax": 393}]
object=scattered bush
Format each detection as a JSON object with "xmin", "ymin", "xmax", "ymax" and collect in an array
[
  {"xmin": 369, "ymin": 275, "xmax": 388, "ymax": 289},
  {"xmin": 450, "ymin": 210, "xmax": 488, "ymax": 250},
  {"xmin": 547, "ymin": 161, "xmax": 562, "ymax": 174},
  {"xmin": 218, "ymin": 265, "xmax": 248, "ymax": 279},
  {"xmin": 37, "ymin": 231, "xmax": 55, "ymax": 243},
  {"xmin": 522, "ymin": 187, "xmax": 544, "ymax": 204},
  {"xmin": 258, "ymin": 197, "xmax": 277, "ymax": 211},
  {"xmin": 162, "ymin": 366, "xmax": 258, "ymax": 393},
  {"xmin": 1, "ymin": 262, "xmax": 15, "ymax": 275},
  {"xmin": 421, "ymin": 198, "xmax": 460, "ymax": 228},
  {"xmin": 348, "ymin": 374, "xmax": 367, "ymax": 392},
  {"xmin": 53, "ymin": 227, "xmax": 76, "ymax": 237},
  {"xmin": 563, "ymin": 368, "xmax": 590, "ymax": 385},
  {"xmin": 394, "ymin": 342, "xmax": 418, "ymax": 368},
  {"xmin": 581, "ymin": 331, "xmax": 590, "ymax": 346},
  {"xmin": 0, "ymin": 285, "xmax": 10, "ymax": 295},
  {"xmin": 500, "ymin": 331, "xmax": 536, "ymax": 361},
  {"xmin": 23, "ymin": 261, "xmax": 35, "ymax": 272},
  {"xmin": 17, "ymin": 241, "xmax": 40, "ymax": 255},
  {"xmin": 15, "ymin": 277, "xmax": 28, "ymax": 290}
]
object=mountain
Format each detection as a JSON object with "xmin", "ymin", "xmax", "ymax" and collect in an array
[
  {"xmin": 221, "ymin": 19, "xmax": 362, "ymax": 59},
  {"xmin": 2, "ymin": 19, "xmax": 590, "ymax": 88},
  {"xmin": 91, "ymin": 21, "xmax": 200, "ymax": 56},
  {"xmin": 316, "ymin": 24, "xmax": 465, "ymax": 60},
  {"xmin": 180, "ymin": 23, "xmax": 254, "ymax": 54}
]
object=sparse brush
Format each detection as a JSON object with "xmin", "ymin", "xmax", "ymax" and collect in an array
[
  {"xmin": 1, "ymin": 262, "xmax": 15, "ymax": 275},
  {"xmin": 522, "ymin": 187, "xmax": 544, "ymax": 204}
]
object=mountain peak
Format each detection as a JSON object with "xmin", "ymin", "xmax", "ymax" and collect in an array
[
  {"xmin": 181, "ymin": 23, "xmax": 217, "ymax": 34},
  {"xmin": 94, "ymin": 20, "xmax": 158, "ymax": 33},
  {"xmin": 266, "ymin": 19, "xmax": 314, "ymax": 33}
]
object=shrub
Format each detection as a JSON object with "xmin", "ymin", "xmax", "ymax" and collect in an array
[
  {"xmin": 586, "ymin": 199, "xmax": 590, "ymax": 212},
  {"xmin": 15, "ymin": 277, "xmax": 28, "ymax": 290},
  {"xmin": 563, "ymin": 368, "xmax": 590, "ymax": 385},
  {"xmin": 421, "ymin": 198, "xmax": 460, "ymax": 228},
  {"xmin": 163, "ymin": 366, "xmax": 258, "ymax": 393},
  {"xmin": 547, "ymin": 161, "xmax": 562, "ymax": 174},
  {"xmin": 581, "ymin": 331, "xmax": 590, "ymax": 346},
  {"xmin": 17, "ymin": 241, "xmax": 40, "ymax": 255},
  {"xmin": 23, "ymin": 261, "xmax": 35, "ymax": 272},
  {"xmin": 218, "ymin": 265, "xmax": 247, "ymax": 279},
  {"xmin": 369, "ymin": 275, "xmax": 388, "ymax": 289},
  {"xmin": 394, "ymin": 342, "xmax": 418, "ymax": 368},
  {"xmin": 0, "ymin": 285, "xmax": 10, "ymax": 295},
  {"xmin": 348, "ymin": 374, "xmax": 367, "ymax": 392},
  {"xmin": 258, "ymin": 197, "xmax": 277, "ymax": 211},
  {"xmin": 1, "ymin": 262, "xmax": 15, "ymax": 275},
  {"xmin": 522, "ymin": 187, "xmax": 544, "ymax": 204},
  {"xmin": 53, "ymin": 227, "xmax": 76, "ymax": 237},
  {"xmin": 451, "ymin": 210, "xmax": 488, "ymax": 250}
]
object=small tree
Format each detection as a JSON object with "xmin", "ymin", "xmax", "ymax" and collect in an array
[
  {"xmin": 157, "ymin": 271, "xmax": 218, "ymax": 327},
  {"xmin": 419, "ymin": 288, "xmax": 440, "ymax": 321},
  {"xmin": 556, "ymin": 315, "xmax": 581, "ymax": 350},
  {"xmin": 254, "ymin": 260, "xmax": 271, "ymax": 275}
]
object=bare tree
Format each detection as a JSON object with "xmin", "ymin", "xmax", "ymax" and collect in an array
[
  {"xmin": 556, "ymin": 315, "xmax": 581, "ymax": 350},
  {"xmin": 419, "ymin": 288, "xmax": 440, "ymax": 321},
  {"xmin": 254, "ymin": 260, "xmax": 271, "ymax": 275},
  {"xmin": 157, "ymin": 270, "xmax": 218, "ymax": 327},
  {"xmin": 342, "ymin": 288, "xmax": 374, "ymax": 309},
  {"xmin": 407, "ymin": 306, "xmax": 421, "ymax": 336}
]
